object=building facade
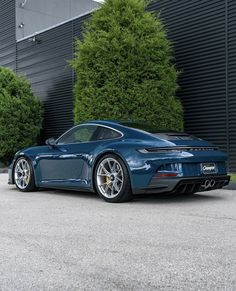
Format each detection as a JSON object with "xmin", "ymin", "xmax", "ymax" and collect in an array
[{"xmin": 0, "ymin": 0, "xmax": 236, "ymax": 171}]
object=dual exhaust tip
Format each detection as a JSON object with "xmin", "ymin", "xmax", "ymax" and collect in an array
[{"xmin": 201, "ymin": 179, "xmax": 215, "ymax": 190}]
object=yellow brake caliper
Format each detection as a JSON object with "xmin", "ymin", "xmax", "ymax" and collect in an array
[{"xmin": 106, "ymin": 176, "xmax": 112, "ymax": 189}]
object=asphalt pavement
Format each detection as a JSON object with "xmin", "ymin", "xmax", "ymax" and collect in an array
[{"xmin": 0, "ymin": 173, "xmax": 235, "ymax": 291}]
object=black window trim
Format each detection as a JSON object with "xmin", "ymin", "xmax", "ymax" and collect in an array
[{"xmin": 93, "ymin": 125, "xmax": 123, "ymax": 141}]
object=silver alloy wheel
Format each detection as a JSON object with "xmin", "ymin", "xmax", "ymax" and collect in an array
[
  {"xmin": 14, "ymin": 158, "xmax": 31, "ymax": 190},
  {"xmin": 96, "ymin": 157, "xmax": 124, "ymax": 198}
]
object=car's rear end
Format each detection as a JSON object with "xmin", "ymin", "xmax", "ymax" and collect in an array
[
  {"xmin": 121, "ymin": 127, "xmax": 230, "ymax": 195},
  {"xmin": 141, "ymin": 146, "xmax": 230, "ymax": 195}
]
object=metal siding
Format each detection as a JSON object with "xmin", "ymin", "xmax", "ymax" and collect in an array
[
  {"xmin": 148, "ymin": 1, "xmax": 228, "ymax": 155},
  {"xmin": 0, "ymin": 0, "xmax": 16, "ymax": 69},
  {"xmin": 72, "ymin": 13, "xmax": 90, "ymax": 37},
  {"xmin": 15, "ymin": 13, "xmax": 91, "ymax": 142},
  {"xmin": 228, "ymin": 0, "xmax": 236, "ymax": 171},
  {"xmin": 16, "ymin": 22, "xmax": 74, "ymax": 140}
]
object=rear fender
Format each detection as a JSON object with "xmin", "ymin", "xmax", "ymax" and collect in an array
[{"xmin": 91, "ymin": 149, "xmax": 134, "ymax": 192}]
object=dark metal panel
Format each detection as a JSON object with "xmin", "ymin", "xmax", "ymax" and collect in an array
[
  {"xmin": 0, "ymin": 0, "xmax": 16, "ymax": 69},
  {"xmin": 15, "ymin": 13, "xmax": 91, "ymax": 142},
  {"xmin": 17, "ymin": 22, "xmax": 74, "ymax": 140},
  {"xmin": 148, "ymin": 0, "xmax": 228, "ymax": 156},
  {"xmin": 228, "ymin": 0, "xmax": 236, "ymax": 171},
  {"xmin": 72, "ymin": 13, "xmax": 90, "ymax": 38}
]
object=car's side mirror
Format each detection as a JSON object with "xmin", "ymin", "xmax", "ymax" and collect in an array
[{"xmin": 45, "ymin": 137, "xmax": 56, "ymax": 147}]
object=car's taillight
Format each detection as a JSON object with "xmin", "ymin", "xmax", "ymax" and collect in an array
[
  {"xmin": 137, "ymin": 148, "xmax": 179, "ymax": 154},
  {"xmin": 137, "ymin": 147, "xmax": 217, "ymax": 153}
]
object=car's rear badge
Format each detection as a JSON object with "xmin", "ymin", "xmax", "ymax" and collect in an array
[{"xmin": 201, "ymin": 163, "xmax": 217, "ymax": 174}]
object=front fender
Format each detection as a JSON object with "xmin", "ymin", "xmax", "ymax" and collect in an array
[{"xmin": 8, "ymin": 153, "xmax": 38, "ymax": 186}]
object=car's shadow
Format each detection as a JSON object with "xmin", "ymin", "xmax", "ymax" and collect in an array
[
  {"xmin": 133, "ymin": 192, "xmax": 224, "ymax": 204},
  {"xmin": 28, "ymin": 188, "xmax": 225, "ymax": 204},
  {"xmin": 37, "ymin": 188, "xmax": 99, "ymax": 200}
]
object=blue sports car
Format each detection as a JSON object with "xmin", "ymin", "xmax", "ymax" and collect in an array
[{"xmin": 8, "ymin": 120, "xmax": 230, "ymax": 202}]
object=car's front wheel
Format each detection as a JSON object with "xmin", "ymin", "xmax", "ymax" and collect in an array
[
  {"xmin": 94, "ymin": 154, "xmax": 133, "ymax": 203},
  {"xmin": 13, "ymin": 157, "xmax": 37, "ymax": 192}
]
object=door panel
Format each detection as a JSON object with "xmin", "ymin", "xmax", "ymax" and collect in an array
[
  {"xmin": 37, "ymin": 142, "xmax": 96, "ymax": 189},
  {"xmin": 39, "ymin": 157, "xmax": 84, "ymax": 181}
]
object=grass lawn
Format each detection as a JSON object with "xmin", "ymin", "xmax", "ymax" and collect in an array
[{"xmin": 230, "ymin": 173, "xmax": 236, "ymax": 182}]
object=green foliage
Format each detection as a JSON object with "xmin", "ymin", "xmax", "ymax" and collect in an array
[
  {"xmin": 0, "ymin": 67, "xmax": 43, "ymax": 164},
  {"xmin": 72, "ymin": 0, "xmax": 183, "ymax": 130},
  {"xmin": 230, "ymin": 173, "xmax": 236, "ymax": 182}
]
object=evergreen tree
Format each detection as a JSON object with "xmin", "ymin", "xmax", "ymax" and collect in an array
[
  {"xmin": 0, "ymin": 67, "xmax": 43, "ymax": 164},
  {"xmin": 72, "ymin": 0, "xmax": 183, "ymax": 130}
]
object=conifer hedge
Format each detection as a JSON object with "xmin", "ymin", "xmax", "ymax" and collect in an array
[
  {"xmin": 72, "ymin": 0, "xmax": 183, "ymax": 131},
  {"xmin": 0, "ymin": 67, "xmax": 43, "ymax": 164}
]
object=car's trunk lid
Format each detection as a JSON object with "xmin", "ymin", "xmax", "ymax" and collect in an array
[{"xmin": 152, "ymin": 132, "xmax": 216, "ymax": 149}]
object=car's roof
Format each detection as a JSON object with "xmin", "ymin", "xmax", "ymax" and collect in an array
[
  {"xmin": 80, "ymin": 120, "xmax": 177, "ymax": 140},
  {"xmin": 82, "ymin": 120, "xmax": 129, "ymax": 131},
  {"xmin": 81, "ymin": 120, "xmax": 200, "ymax": 141},
  {"xmin": 81, "ymin": 120, "xmax": 154, "ymax": 139},
  {"xmin": 84, "ymin": 120, "xmax": 121, "ymax": 126},
  {"xmin": 84, "ymin": 120, "xmax": 177, "ymax": 133}
]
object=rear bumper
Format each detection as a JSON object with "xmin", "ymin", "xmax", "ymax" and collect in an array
[{"xmin": 133, "ymin": 175, "xmax": 230, "ymax": 194}]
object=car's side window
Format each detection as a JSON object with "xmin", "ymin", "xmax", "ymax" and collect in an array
[
  {"xmin": 94, "ymin": 126, "xmax": 122, "ymax": 140},
  {"xmin": 57, "ymin": 125, "xmax": 97, "ymax": 145}
]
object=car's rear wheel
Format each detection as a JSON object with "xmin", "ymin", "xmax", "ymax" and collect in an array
[
  {"xmin": 14, "ymin": 157, "xmax": 37, "ymax": 192},
  {"xmin": 94, "ymin": 154, "xmax": 133, "ymax": 203}
]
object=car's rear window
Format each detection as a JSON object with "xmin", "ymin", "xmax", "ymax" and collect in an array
[
  {"xmin": 120, "ymin": 122, "xmax": 200, "ymax": 140},
  {"xmin": 93, "ymin": 126, "xmax": 122, "ymax": 140},
  {"xmin": 152, "ymin": 133, "xmax": 200, "ymax": 141}
]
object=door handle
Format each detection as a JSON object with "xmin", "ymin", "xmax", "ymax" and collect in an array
[
  {"xmin": 59, "ymin": 154, "xmax": 77, "ymax": 159},
  {"xmin": 57, "ymin": 146, "xmax": 68, "ymax": 153}
]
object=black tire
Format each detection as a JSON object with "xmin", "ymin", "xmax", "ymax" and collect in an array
[
  {"xmin": 94, "ymin": 154, "xmax": 133, "ymax": 203},
  {"xmin": 177, "ymin": 191, "xmax": 196, "ymax": 196},
  {"xmin": 13, "ymin": 156, "xmax": 37, "ymax": 192}
]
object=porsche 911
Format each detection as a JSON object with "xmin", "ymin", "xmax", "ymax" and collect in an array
[{"xmin": 8, "ymin": 120, "xmax": 230, "ymax": 202}]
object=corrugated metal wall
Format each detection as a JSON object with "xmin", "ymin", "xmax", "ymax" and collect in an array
[
  {"xmin": 0, "ymin": 0, "xmax": 15, "ymax": 69},
  {"xmin": 148, "ymin": 0, "xmax": 227, "ymax": 150},
  {"xmin": 149, "ymin": 0, "xmax": 234, "ymax": 170},
  {"xmin": 16, "ymin": 22, "xmax": 74, "ymax": 139},
  {"xmin": 228, "ymin": 0, "xmax": 236, "ymax": 171},
  {"xmin": 16, "ymin": 13, "xmax": 90, "ymax": 140},
  {"xmin": 1, "ymin": 0, "xmax": 236, "ymax": 171}
]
